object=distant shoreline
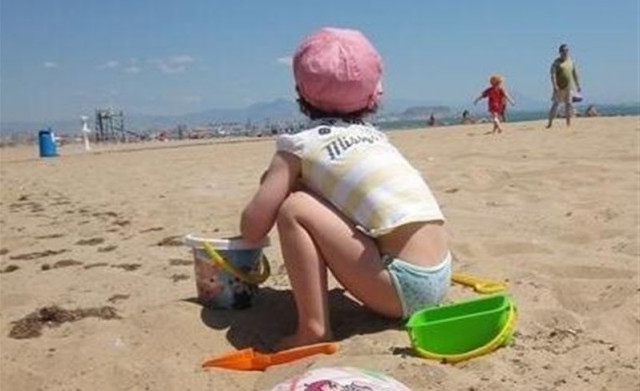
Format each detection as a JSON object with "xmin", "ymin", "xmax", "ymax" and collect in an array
[
  {"xmin": 2, "ymin": 115, "xmax": 638, "ymax": 156},
  {"xmin": 1, "ymin": 104, "xmax": 638, "ymax": 146},
  {"xmin": 378, "ymin": 104, "xmax": 640, "ymax": 131}
]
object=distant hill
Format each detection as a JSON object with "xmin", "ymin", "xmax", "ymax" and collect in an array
[
  {"xmin": 0, "ymin": 99, "xmax": 303, "ymax": 134},
  {"xmin": 175, "ymin": 98, "xmax": 302, "ymax": 126},
  {"xmin": 1, "ymin": 98, "xmax": 440, "ymax": 134}
]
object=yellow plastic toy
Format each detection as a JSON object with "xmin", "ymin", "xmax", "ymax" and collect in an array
[
  {"xmin": 201, "ymin": 241, "xmax": 270, "ymax": 285},
  {"xmin": 451, "ymin": 272, "xmax": 507, "ymax": 293}
]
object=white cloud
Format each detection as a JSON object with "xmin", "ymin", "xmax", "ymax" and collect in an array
[
  {"xmin": 277, "ymin": 56, "xmax": 293, "ymax": 67},
  {"xmin": 43, "ymin": 61, "xmax": 58, "ymax": 68},
  {"xmin": 99, "ymin": 60, "xmax": 119, "ymax": 69},
  {"xmin": 157, "ymin": 63, "xmax": 185, "ymax": 74},
  {"xmin": 171, "ymin": 55, "xmax": 194, "ymax": 64},
  {"xmin": 124, "ymin": 66, "xmax": 141, "ymax": 74},
  {"xmin": 153, "ymin": 55, "xmax": 196, "ymax": 74}
]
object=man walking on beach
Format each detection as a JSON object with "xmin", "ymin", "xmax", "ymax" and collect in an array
[{"xmin": 546, "ymin": 44, "xmax": 581, "ymax": 128}]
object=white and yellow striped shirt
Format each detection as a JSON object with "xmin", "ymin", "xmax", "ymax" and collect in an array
[{"xmin": 276, "ymin": 120, "xmax": 444, "ymax": 237}]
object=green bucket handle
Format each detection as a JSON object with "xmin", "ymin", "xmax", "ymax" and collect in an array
[{"xmin": 201, "ymin": 241, "xmax": 270, "ymax": 285}]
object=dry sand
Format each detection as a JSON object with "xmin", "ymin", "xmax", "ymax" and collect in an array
[{"xmin": 1, "ymin": 116, "xmax": 638, "ymax": 390}]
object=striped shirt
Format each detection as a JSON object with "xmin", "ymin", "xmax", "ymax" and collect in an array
[{"xmin": 276, "ymin": 120, "xmax": 444, "ymax": 237}]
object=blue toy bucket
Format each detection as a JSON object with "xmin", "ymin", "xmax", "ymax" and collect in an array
[
  {"xmin": 38, "ymin": 129, "xmax": 58, "ymax": 158},
  {"xmin": 184, "ymin": 234, "xmax": 270, "ymax": 310}
]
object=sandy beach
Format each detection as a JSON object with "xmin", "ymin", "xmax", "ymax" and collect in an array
[{"xmin": 1, "ymin": 116, "xmax": 638, "ymax": 390}]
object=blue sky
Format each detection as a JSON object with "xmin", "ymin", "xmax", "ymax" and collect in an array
[{"xmin": 1, "ymin": 0, "xmax": 638, "ymax": 122}]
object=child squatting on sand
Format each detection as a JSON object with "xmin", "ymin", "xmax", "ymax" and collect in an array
[
  {"xmin": 240, "ymin": 27, "xmax": 451, "ymax": 349},
  {"xmin": 474, "ymin": 74, "xmax": 515, "ymax": 134}
]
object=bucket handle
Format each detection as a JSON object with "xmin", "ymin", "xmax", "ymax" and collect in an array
[
  {"xmin": 201, "ymin": 241, "xmax": 270, "ymax": 285},
  {"xmin": 411, "ymin": 299, "xmax": 517, "ymax": 363}
]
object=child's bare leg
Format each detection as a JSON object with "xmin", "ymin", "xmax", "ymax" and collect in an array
[
  {"xmin": 276, "ymin": 193, "xmax": 332, "ymax": 349},
  {"xmin": 546, "ymin": 101, "xmax": 559, "ymax": 128},
  {"xmin": 275, "ymin": 191, "xmax": 402, "ymax": 349},
  {"xmin": 492, "ymin": 114, "xmax": 502, "ymax": 134}
]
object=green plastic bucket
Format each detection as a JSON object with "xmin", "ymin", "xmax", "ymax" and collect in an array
[{"xmin": 406, "ymin": 294, "xmax": 516, "ymax": 363}]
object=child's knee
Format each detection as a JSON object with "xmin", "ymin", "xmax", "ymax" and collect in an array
[{"xmin": 277, "ymin": 191, "xmax": 312, "ymax": 224}]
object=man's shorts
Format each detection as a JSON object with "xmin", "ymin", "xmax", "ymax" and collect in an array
[{"xmin": 552, "ymin": 88, "xmax": 572, "ymax": 104}]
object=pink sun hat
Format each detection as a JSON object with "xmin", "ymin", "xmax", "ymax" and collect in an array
[{"xmin": 293, "ymin": 27, "xmax": 383, "ymax": 114}]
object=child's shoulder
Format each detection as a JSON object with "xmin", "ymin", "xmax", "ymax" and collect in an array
[
  {"xmin": 285, "ymin": 119, "xmax": 377, "ymax": 136},
  {"xmin": 276, "ymin": 120, "xmax": 381, "ymax": 154},
  {"xmin": 275, "ymin": 121, "xmax": 330, "ymax": 155}
]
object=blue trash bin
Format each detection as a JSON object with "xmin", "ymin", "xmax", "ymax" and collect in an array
[{"xmin": 38, "ymin": 129, "xmax": 58, "ymax": 158}]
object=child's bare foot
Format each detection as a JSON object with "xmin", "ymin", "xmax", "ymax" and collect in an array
[{"xmin": 275, "ymin": 330, "xmax": 333, "ymax": 351}]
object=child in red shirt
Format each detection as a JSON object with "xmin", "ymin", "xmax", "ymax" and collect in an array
[{"xmin": 474, "ymin": 74, "xmax": 515, "ymax": 134}]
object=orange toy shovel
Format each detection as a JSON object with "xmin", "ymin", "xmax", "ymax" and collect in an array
[{"xmin": 202, "ymin": 342, "xmax": 339, "ymax": 371}]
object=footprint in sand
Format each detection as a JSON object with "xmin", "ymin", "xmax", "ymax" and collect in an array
[
  {"xmin": 9, "ymin": 201, "xmax": 45, "ymax": 214},
  {"xmin": 97, "ymin": 245, "xmax": 118, "ymax": 253},
  {"xmin": 169, "ymin": 259, "xmax": 192, "ymax": 266},
  {"xmin": 530, "ymin": 308, "xmax": 582, "ymax": 331},
  {"xmin": 41, "ymin": 260, "xmax": 84, "ymax": 271},
  {"xmin": 112, "ymin": 219, "xmax": 130, "ymax": 227},
  {"xmin": 0, "ymin": 265, "xmax": 20, "ymax": 273},
  {"xmin": 611, "ymin": 240, "xmax": 638, "ymax": 257},
  {"xmin": 460, "ymin": 168, "xmax": 512, "ymax": 192},
  {"xmin": 111, "ymin": 264, "xmax": 142, "ymax": 271},
  {"xmin": 552, "ymin": 278, "xmax": 637, "ymax": 315},
  {"xmin": 83, "ymin": 262, "xmax": 109, "ymax": 269},
  {"xmin": 156, "ymin": 236, "xmax": 184, "ymax": 247},
  {"xmin": 515, "ymin": 309, "xmax": 586, "ymax": 355},
  {"xmin": 171, "ymin": 274, "xmax": 190, "ymax": 282},
  {"xmin": 9, "ymin": 249, "xmax": 69, "ymax": 261},
  {"xmin": 48, "ymin": 194, "xmax": 71, "ymax": 206},
  {"xmin": 107, "ymin": 294, "xmax": 130, "ymax": 303},
  {"xmin": 139, "ymin": 227, "xmax": 164, "ymax": 233},
  {"xmin": 92, "ymin": 211, "xmax": 118, "ymax": 219},
  {"xmin": 75, "ymin": 238, "xmax": 105, "ymax": 246},
  {"xmin": 34, "ymin": 233, "xmax": 65, "ymax": 239},
  {"xmin": 594, "ymin": 207, "xmax": 620, "ymax": 223}
]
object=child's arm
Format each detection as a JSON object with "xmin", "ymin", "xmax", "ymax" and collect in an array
[
  {"xmin": 505, "ymin": 91, "xmax": 515, "ymax": 106},
  {"xmin": 550, "ymin": 60, "xmax": 559, "ymax": 91},
  {"xmin": 473, "ymin": 94, "xmax": 484, "ymax": 105},
  {"xmin": 240, "ymin": 152, "xmax": 301, "ymax": 242}
]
